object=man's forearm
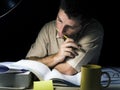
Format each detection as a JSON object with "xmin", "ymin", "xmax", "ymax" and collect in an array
[
  {"xmin": 26, "ymin": 54, "xmax": 60, "ymax": 68},
  {"xmin": 54, "ymin": 62, "xmax": 78, "ymax": 75},
  {"xmin": 26, "ymin": 55, "xmax": 77, "ymax": 75}
]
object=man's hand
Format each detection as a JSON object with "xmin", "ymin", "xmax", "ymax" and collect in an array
[{"xmin": 54, "ymin": 38, "xmax": 79, "ymax": 63}]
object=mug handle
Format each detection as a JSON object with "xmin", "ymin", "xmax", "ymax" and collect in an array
[{"xmin": 101, "ymin": 72, "xmax": 111, "ymax": 88}]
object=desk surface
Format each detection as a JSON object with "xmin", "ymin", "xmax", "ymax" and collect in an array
[
  {"xmin": 102, "ymin": 84, "xmax": 120, "ymax": 90},
  {"xmin": 26, "ymin": 84, "xmax": 120, "ymax": 90}
]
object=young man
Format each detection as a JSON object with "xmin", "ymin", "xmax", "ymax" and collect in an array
[{"xmin": 26, "ymin": 0, "xmax": 104, "ymax": 75}]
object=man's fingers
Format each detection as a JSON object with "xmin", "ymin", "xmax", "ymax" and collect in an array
[
  {"xmin": 64, "ymin": 48, "xmax": 78, "ymax": 57},
  {"xmin": 64, "ymin": 43, "xmax": 79, "ymax": 49}
]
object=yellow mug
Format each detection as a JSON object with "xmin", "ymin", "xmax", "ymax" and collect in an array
[{"xmin": 80, "ymin": 64, "xmax": 111, "ymax": 90}]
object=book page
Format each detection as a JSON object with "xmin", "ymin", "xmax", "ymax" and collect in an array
[
  {"xmin": 0, "ymin": 62, "xmax": 22, "ymax": 69},
  {"xmin": 12, "ymin": 59, "xmax": 51, "ymax": 80},
  {"xmin": 44, "ymin": 69, "xmax": 81, "ymax": 86},
  {"xmin": 0, "ymin": 62, "xmax": 27, "ymax": 73}
]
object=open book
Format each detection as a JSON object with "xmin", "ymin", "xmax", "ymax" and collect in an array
[
  {"xmin": 11, "ymin": 59, "xmax": 81, "ymax": 86},
  {"xmin": 12, "ymin": 60, "xmax": 120, "ymax": 85}
]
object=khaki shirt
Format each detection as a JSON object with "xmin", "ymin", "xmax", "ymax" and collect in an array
[{"xmin": 26, "ymin": 19, "xmax": 104, "ymax": 72}]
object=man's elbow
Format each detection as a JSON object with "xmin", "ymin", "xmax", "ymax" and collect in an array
[
  {"xmin": 63, "ymin": 67, "xmax": 78, "ymax": 75},
  {"xmin": 55, "ymin": 64, "xmax": 78, "ymax": 75}
]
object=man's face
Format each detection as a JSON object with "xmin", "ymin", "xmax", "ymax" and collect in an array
[{"xmin": 56, "ymin": 9, "xmax": 81, "ymax": 38}]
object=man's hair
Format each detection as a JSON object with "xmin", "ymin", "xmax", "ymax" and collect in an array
[{"xmin": 60, "ymin": 0, "xmax": 91, "ymax": 25}]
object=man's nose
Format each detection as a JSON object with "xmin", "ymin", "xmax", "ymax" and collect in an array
[{"xmin": 59, "ymin": 25, "xmax": 64, "ymax": 32}]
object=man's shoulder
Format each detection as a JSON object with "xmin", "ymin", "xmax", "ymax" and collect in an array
[
  {"xmin": 40, "ymin": 20, "xmax": 56, "ymax": 35},
  {"xmin": 41, "ymin": 20, "xmax": 56, "ymax": 32},
  {"xmin": 81, "ymin": 18, "xmax": 104, "ymax": 39},
  {"xmin": 89, "ymin": 18, "xmax": 103, "ymax": 29},
  {"xmin": 84, "ymin": 18, "xmax": 104, "ymax": 33},
  {"xmin": 45, "ymin": 20, "xmax": 56, "ymax": 26}
]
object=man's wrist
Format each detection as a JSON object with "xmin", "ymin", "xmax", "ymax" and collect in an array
[{"xmin": 53, "ymin": 53, "xmax": 64, "ymax": 64}]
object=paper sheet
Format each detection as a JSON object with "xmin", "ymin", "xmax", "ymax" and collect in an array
[{"xmin": 33, "ymin": 80, "xmax": 54, "ymax": 90}]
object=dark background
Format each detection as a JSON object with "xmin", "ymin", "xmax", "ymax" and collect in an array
[{"xmin": 0, "ymin": 0, "xmax": 119, "ymax": 67}]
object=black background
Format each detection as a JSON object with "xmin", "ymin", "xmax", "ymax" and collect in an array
[{"xmin": 0, "ymin": 0, "xmax": 119, "ymax": 67}]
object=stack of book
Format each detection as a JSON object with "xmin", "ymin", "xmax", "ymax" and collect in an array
[{"xmin": 0, "ymin": 61, "xmax": 32, "ymax": 90}]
